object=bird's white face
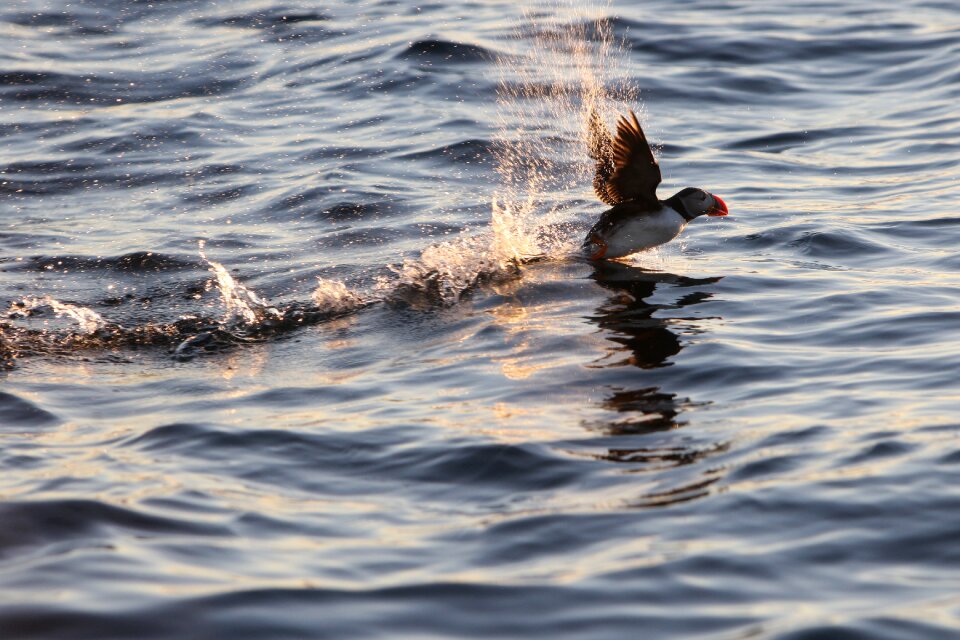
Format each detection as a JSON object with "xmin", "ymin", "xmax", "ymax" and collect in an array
[{"xmin": 678, "ymin": 188, "xmax": 728, "ymax": 218}]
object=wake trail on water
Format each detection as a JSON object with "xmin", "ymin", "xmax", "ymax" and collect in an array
[
  {"xmin": 0, "ymin": 2, "xmax": 638, "ymax": 368},
  {"xmin": 1, "ymin": 245, "xmax": 368, "ymax": 367}
]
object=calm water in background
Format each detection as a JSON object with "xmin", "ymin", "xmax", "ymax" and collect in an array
[{"xmin": 1, "ymin": 0, "xmax": 959, "ymax": 638}]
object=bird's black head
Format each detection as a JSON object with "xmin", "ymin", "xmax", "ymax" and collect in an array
[{"xmin": 666, "ymin": 188, "xmax": 729, "ymax": 221}]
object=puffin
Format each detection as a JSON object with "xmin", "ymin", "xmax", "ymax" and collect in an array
[{"xmin": 583, "ymin": 110, "xmax": 728, "ymax": 260}]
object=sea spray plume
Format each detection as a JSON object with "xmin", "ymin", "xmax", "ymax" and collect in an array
[
  {"xmin": 381, "ymin": 3, "xmax": 637, "ymax": 305},
  {"xmin": 492, "ymin": 2, "xmax": 638, "ymax": 255},
  {"xmin": 491, "ymin": 196, "xmax": 539, "ymax": 263}
]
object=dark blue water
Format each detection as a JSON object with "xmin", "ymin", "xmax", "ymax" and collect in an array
[{"xmin": 2, "ymin": 1, "xmax": 960, "ymax": 638}]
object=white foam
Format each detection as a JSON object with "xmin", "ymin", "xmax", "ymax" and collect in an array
[
  {"xmin": 199, "ymin": 240, "xmax": 281, "ymax": 327},
  {"xmin": 312, "ymin": 277, "xmax": 364, "ymax": 313},
  {"xmin": 12, "ymin": 296, "xmax": 106, "ymax": 334}
]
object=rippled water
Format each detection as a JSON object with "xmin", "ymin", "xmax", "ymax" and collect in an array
[{"xmin": 2, "ymin": 0, "xmax": 959, "ymax": 638}]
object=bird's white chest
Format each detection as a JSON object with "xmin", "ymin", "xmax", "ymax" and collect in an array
[{"xmin": 604, "ymin": 207, "xmax": 686, "ymax": 258}]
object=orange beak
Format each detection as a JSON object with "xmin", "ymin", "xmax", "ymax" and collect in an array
[{"xmin": 707, "ymin": 194, "xmax": 729, "ymax": 217}]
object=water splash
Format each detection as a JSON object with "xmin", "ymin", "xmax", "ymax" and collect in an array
[
  {"xmin": 7, "ymin": 296, "xmax": 106, "ymax": 334},
  {"xmin": 380, "ymin": 2, "xmax": 636, "ymax": 305},
  {"xmin": 198, "ymin": 240, "xmax": 281, "ymax": 327},
  {"xmin": 491, "ymin": 196, "xmax": 539, "ymax": 263},
  {"xmin": 380, "ymin": 235, "xmax": 506, "ymax": 306},
  {"xmin": 493, "ymin": 1, "xmax": 637, "ymax": 221},
  {"xmin": 381, "ymin": 198, "xmax": 557, "ymax": 305},
  {"xmin": 1, "ymin": 295, "xmax": 186, "ymax": 366},
  {"xmin": 312, "ymin": 277, "xmax": 364, "ymax": 314},
  {"xmin": 0, "ymin": 2, "xmax": 638, "ymax": 366}
]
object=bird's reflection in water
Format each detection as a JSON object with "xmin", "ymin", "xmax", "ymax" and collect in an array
[
  {"xmin": 588, "ymin": 259, "xmax": 721, "ymax": 431},
  {"xmin": 590, "ymin": 262, "xmax": 720, "ymax": 370},
  {"xmin": 585, "ymin": 260, "xmax": 728, "ymax": 506}
]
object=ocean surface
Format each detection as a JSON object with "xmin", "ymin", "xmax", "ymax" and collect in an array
[{"xmin": 1, "ymin": 0, "xmax": 959, "ymax": 638}]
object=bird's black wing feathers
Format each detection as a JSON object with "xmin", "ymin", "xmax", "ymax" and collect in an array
[
  {"xmin": 588, "ymin": 109, "xmax": 618, "ymax": 206},
  {"xmin": 589, "ymin": 110, "xmax": 662, "ymax": 211}
]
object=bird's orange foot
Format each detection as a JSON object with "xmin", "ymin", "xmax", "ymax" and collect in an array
[{"xmin": 588, "ymin": 235, "xmax": 608, "ymax": 260}]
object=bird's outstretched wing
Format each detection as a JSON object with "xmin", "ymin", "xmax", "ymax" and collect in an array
[
  {"xmin": 588, "ymin": 109, "xmax": 617, "ymax": 206},
  {"xmin": 589, "ymin": 110, "xmax": 661, "ymax": 210}
]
